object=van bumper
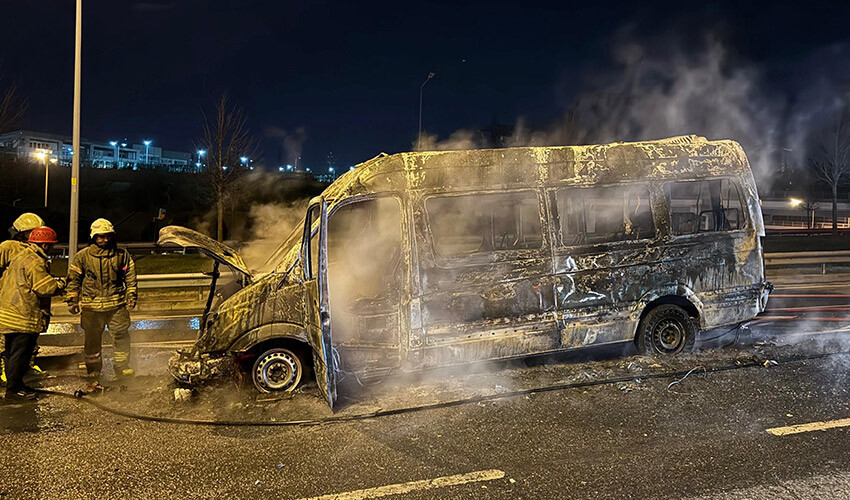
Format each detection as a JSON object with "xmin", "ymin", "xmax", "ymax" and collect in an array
[{"xmin": 169, "ymin": 349, "xmax": 235, "ymax": 385}]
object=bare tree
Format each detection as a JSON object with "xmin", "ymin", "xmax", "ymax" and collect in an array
[
  {"xmin": 0, "ymin": 75, "xmax": 27, "ymax": 134},
  {"xmin": 809, "ymin": 105, "xmax": 850, "ymax": 232},
  {"xmin": 199, "ymin": 93, "xmax": 258, "ymax": 241}
]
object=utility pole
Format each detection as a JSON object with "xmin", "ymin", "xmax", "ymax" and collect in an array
[{"xmin": 69, "ymin": 0, "xmax": 82, "ymax": 263}]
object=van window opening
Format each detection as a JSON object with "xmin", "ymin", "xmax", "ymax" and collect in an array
[
  {"xmin": 425, "ymin": 191, "xmax": 543, "ymax": 257},
  {"xmin": 556, "ymin": 184, "xmax": 655, "ymax": 246},
  {"xmin": 666, "ymin": 178, "xmax": 747, "ymax": 235}
]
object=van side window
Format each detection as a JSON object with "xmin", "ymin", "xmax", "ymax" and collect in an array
[
  {"xmin": 556, "ymin": 185, "xmax": 654, "ymax": 245},
  {"xmin": 426, "ymin": 191, "xmax": 542, "ymax": 257},
  {"xmin": 666, "ymin": 179, "xmax": 747, "ymax": 235}
]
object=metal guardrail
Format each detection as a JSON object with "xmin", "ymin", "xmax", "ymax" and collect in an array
[
  {"xmin": 764, "ymin": 251, "xmax": 850, "ymax": 266},
  {"xmin": 765, "ymin": 229, "xmax": 850, "ymax": 237},
  {"xmin": 51, "ymin": 242, "xmax": 188, "ymax": 258},
  {"xmin": 136, "ymin": 273, "xmax": 211, "ymax": 288}
]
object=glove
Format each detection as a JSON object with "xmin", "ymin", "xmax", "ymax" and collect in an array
[
  {"xmin": 127, "ymin": 297, "xmax": 137, "ymax": 311},
  {"xmin": 68, "ymin": 304, "xmax": 80, "ymax": 315}
]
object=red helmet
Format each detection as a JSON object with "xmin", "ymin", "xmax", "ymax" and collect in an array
[{"xmin": 28, "ymin": 226, "xmax": 59, "ymax": 244}]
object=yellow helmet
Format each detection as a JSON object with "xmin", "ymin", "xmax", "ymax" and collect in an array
[
  {"xmin": 90, "ymin": 218, "xmax": 115, "ymax": 238},
  {"xmin": 13, "ymin": 213, "xmax": 45, "ymax": 233}
]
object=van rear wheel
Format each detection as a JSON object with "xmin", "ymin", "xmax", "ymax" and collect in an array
[
  {"xmin": 637, "ymin": 304, "xmax": 696, "ymax": 355},
  {"xmin": 252, "ymin": 348, "xmax": 303, "ymax": 393}
]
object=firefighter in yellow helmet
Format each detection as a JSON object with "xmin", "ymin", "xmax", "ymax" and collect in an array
[
  {"xmin": 66, "ymin": 219, "xmax": 138, "ymax": 380},
  {"xmin": 0, "ymin": 213, "xmax": 47, "ymax": 384},
  {"xmin": 0, "ymin": 226, "xmax": 65, "ymax": 400}
]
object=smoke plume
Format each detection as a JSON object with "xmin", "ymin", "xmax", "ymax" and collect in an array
[{"xmin": 267, "ymin": 125, "xmax": 308, "ymax": 169}]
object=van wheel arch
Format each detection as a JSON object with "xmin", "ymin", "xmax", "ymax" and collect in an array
[
  {"xmin": 639, "ymin": 295, "xmax": 700, "ymax": 324},
  {"xmin": 238, "ymin": 338, "xmax": 314, "ymax": 393},
  {"xmin": 636, "ymin": 296, "xmax": 699, "ymax": 355}
]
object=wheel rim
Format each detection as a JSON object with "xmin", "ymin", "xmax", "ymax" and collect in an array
[
  {"xmin": 653, "ymin": 318, "xmax": 685, "ymax": 353},
  {"xmin": 253, "ymin": 349, "xmax": 301, "ymax": 393}
]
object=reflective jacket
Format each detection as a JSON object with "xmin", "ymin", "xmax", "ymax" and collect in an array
[
  {"xmin": 0, "ymin": 244, "xmax": 64, "ymax": 333},
  {"xmin": 66, "ymin": 244, "xmax": 137, "ymax": 311},
  {"xmin": 0, "ymin": 239, "xmax": 29, "ymax": 280}
]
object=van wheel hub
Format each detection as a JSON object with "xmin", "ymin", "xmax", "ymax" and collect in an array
[
  {"xmin": 252, "ymin": 349, "xmax": 302, "ymax": 393},
  {"xmin": 656, "ymin": 319, "xmax": 684, "ymax": 351}
]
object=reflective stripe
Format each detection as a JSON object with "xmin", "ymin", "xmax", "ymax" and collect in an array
[
  {"xmin": 33, "ymin": 275, "xmax": 54, "ymax": 290},
  {"xmin": 79, "ymin": 294, "xmax": 127, "ymax": 311},
  {"xmin": 0, "ymin": 310, "xmax": 41, "ymax": 332},
  {"xmin": 85, "ymin": 353, "xmax": 101, "ymax": 360},
  {"xmin": 114, "ymin": 351, "xmax": 129, "ymax": 363},
  {"xmin": 69, "ymin": 264, "xmax": 82, "ymax": 273}
]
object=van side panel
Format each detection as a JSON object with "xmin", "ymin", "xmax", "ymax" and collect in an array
[{"xmin": 406, "ymin": 157, "xmax": 561, "ymax": 370}]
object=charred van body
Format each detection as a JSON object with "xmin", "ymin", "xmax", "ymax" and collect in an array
[{"xmin": 160, "ymin": 135, "xmax": 771, "ymax": 408}]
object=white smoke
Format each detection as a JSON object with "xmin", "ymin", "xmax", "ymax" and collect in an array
[
  {"xmin": 413, "ymin": 37, "xmax": 850, "ymax": 189},
  {"xmin": 240, "ymin": 201, "xmax": 308, "ymax": 271}
]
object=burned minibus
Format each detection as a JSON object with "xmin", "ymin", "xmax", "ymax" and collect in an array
[{"xmin": 160, "ymin": 135, "xmax": 771, "ymax": 408}]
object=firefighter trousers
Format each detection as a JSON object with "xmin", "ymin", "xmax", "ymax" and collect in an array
[
  {"xmin": 81, "ymin": 307, "xmax": 131, "ymax": 374},
  {"xmin": 4, "ymin": 333, "xmax": 38, "ymax": 394}
]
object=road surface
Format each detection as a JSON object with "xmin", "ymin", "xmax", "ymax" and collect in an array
[{"xmin": 2, "ymin": 277, "xmax": 850, "ymax": 499}]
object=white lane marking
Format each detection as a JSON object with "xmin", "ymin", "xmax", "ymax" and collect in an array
[
  {"xmin": 767, "ymin": 417, "xmax": 850, "ymax": 436},
  {"xmin": 297, "ymin": 469, "xmax": 506, "ymax": 500}
]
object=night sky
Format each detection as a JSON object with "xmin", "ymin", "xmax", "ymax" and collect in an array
[{"xmin": 3, "ymin": 0, "xmax": 850, "ymax": 172}]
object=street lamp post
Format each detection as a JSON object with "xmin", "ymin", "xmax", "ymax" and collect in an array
[
  {"xmin": 110, "ymin": 140, "xmax": 118, "ymax": 167},
  {"xmin": 418, "ymin": 72, "xmax": 435, "ymax": 150},
  {"xmin": 790, "ymin": 198, "xmax": 819, "ymax": 229},
  {"xmin": 143, "ymin": 139, "xmax": 152, "ymax": 165},
  {"xmin": 197, "ymin": 149, "xmax": 205, "ymax": 171},
  {"xmin": 69, "ymin": 0, "xmax": 82, "ymax": 263},
  {"xmin": 33, "ymin": 150, "xmax": 49, "ymax": 207}
]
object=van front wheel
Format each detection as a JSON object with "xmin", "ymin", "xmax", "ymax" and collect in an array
[
  {"xmin": 637, "ymin": 304, "xmax": 696, "ymax": 355},
  {"xmin": 252, "ymin": 348, "xmax": 303, "ymax": 393}
]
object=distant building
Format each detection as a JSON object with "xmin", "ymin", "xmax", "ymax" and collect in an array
[{"xmin": 0, "ymin": 130, "xmax": 195, "ymax": 172}]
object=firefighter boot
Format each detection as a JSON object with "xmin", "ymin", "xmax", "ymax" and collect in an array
[{"xmin": 28, "ymin": 346, "xmax": 47, "ymax": 379}]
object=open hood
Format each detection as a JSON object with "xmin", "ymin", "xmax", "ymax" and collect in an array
[{"xmin": 157, "ymin": 226, "xmax": 251, "ymax": 278}]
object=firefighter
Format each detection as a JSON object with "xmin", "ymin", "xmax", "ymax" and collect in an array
[
  {"xmin": 0, "ymin": 212, "xmax": 46, "ymax": 384},
  {"xmin": 0, "ymin": 226, "xmax": 65, "ymax": 401},
  {"xmin": 66, "ymin": 219, "xmax": 138, "ymax": 380}
]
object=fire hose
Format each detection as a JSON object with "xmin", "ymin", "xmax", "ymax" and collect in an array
[{"xmin": 33, "ymin": 350, "xmax": 846, "ymax": 427}]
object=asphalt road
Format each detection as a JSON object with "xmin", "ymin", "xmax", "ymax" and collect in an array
[{"xmin": 3, "ymin": 277, "xmax": 850, "ymax": 499}]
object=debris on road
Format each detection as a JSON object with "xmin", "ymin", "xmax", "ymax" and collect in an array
[
  {"xmin": 174, "ymin": 388, "xmax": 192, "ymax": 402},
  {"xmin": 667, "ymin": 366, "xmax": 705, "ymax": 391}
]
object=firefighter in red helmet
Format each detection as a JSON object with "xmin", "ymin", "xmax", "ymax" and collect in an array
[
  {"xmin": 0, "ymin": 213, "xmax": 48, "ymax": 384},
  {"xmin": 0, "ymin": 226, "xmax": 65, "ymax": 401}
]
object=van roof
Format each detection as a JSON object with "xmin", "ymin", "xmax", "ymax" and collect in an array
[{"xmin": 317, "ymin": 135, "xmax": 751, "ymax": 204}]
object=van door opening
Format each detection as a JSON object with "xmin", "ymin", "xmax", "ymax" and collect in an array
[{"xmin": 326, "ymin": 196, "xmax": 404, "ymax": 377}]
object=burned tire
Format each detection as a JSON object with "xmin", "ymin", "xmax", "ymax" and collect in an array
[
  {"xmin": 251, "ymin": 348, "xmax": 303, "ymax": 393},
  {"xmin": 636, "ymin": 304, "xmax": 696, "ymax": 355}
]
